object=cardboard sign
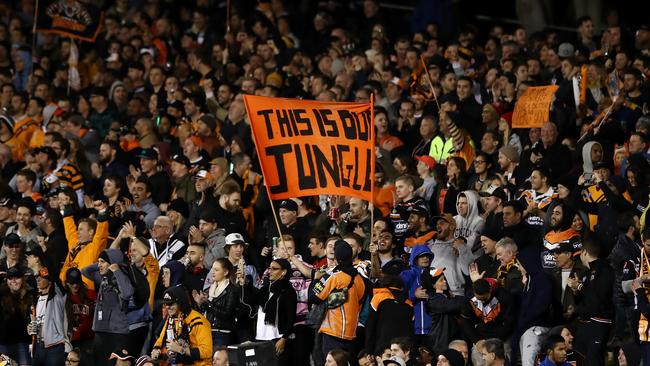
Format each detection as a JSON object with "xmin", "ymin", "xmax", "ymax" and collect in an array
[
  {"xmin": 36, "ymin": 0, "xmax": 105, "ymax": 42},
  {"xmin": 244, "ymin": 95, "xmax": 374, "ymax": 201},
  {"xmin": 512, "ymin": 86, "xmax": 559, "ymax": 128}
]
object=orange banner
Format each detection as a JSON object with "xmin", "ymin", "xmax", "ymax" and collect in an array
[
  {"xmin": 512, "ymin": 85, "xmax": 559, "ymax": 128},
  {"xmin": 244, "ymin": 95, "xmax": 374, "ymax": 201}
]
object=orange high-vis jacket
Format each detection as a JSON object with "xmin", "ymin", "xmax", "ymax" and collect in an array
[
  {"xmin": 60, "ymin": 214, "xmax": 109, "ymax": 290},
  {"xmin": 316, "ymin": 271, "xmax": 366, "ymax": 340}
]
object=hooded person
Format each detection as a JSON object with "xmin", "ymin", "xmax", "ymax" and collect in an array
[
  {"xmin": 162, "ymin": 260, "xmax": 187, "ymax": 288},
  {"xmin": 399, "ymin": 244, "xmax": 435, "ymax": 342},
  {"xmin": 82, "ymin": 248, "xmax": 135, "ymax": 366},
  {"xmin": 454, "ymin": 190, "xmax": 485, "ymax": 256},
  {"xmin": 580, "ymin": 141, "xmax": 603, "ymax": 180},
  {"xmin": 152, "ymin": 286, "xmax": 212, "ymax": 366}
]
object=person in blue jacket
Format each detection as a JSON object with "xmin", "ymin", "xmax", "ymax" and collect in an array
[
  {"xmin": 399, "ymin": 244, "xmax": 434, "ymax": 347},
  {"xmin": 539, "ymin": 334, "xmax": 572, "ymax": 366}
]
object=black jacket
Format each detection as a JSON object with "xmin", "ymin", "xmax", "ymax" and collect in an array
[
  {"xmin": 574, "ymin": 258, "xmax": 615, "ymax": 321},
  {"xmin": 199, "ymin": 283, "xmax": 240, "ymax": 332},
  {"xmin": 365, "ymin": 287, "xmax": 415, "ymax": 355},
  {"xmin": 608, "ymin": 234, "xmax": 641, "ymax": 307}
]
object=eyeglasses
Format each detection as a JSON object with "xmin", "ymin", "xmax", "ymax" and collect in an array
[{"xmin": 65, "ymin": 358, "xmax": 80, "ymax": 364}]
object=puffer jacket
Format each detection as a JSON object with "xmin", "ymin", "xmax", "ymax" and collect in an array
[{"xmin": 199, "ymin": 282, "xmax": 240, "ymax": 332}]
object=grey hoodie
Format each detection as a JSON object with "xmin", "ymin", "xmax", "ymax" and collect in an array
[
  {"xmin": 82, "ymin": 248, "xmax": 134, "ymax": 334},
  {"xmin": 581, "ymin": 141, "xmax": 602, "ymax": 174},
  {"xmin": 429, "ymin": 236, "xmax": 472, "ymax": 296},
  {"xmin": 454, "ymin": 190, "xmax": 485, "ymax": 253}
]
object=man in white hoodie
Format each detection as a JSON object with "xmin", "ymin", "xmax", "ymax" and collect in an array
[{"xmin": 454, "ymin": 190, "xmax": 485, "ymax": 254}]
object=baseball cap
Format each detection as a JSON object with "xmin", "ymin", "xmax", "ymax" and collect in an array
[
  {"xmin": 225, "ymin": 233, "xmax": 247, "ymax": 246},
  {"xmin": 170, "ymin": 154, "xmax": 191, "ymax": 168},
  {"xmin": 128, "ymin": 61, "xmax": 145, "ymax": 72},
  {"xmin": 407, "ymin": 205, "xmax": 429, "ymax": 216},
  {"xmin": 136, "ymin": 148, "xmax": 158, "ymax": 160},
  {"xmin": 557, "ymin": 42, "xmax": 575, "ymax": 58},
  {"xmin": 433, "ymin": 213, "xmax": 455, "ymax": 226},
  {"xmin": 552, "ymin": 242, "xmax": 575, "ymax": 254},
  {"xmin": 0, "ymin": 197, "xmax": 13, "ymax": 208},
  {"xmin": 167, "ymin": 198, "xmax": 189, "ymax": 218},
  {"xmin": 34, "ymin": 146, "xmax": 58, "ymax": 161},
  {"xmin": 6, "ymin": 266, "xmax": 23, "ymax": 278},
  {"xmin": 416, "ymin": 155, "xmax": 436, "ymax": 170},
  {"xmin": 479, "ymin": 185, "xmax": 507, "ymax": 201},
  {"xmin": 593, "ymin": 161, "xmax": 610, "ymax": 171},
  {"xmin": 168, "ymin": 100, "xmax": 184, "ymax": 111},
  {"xmin": 279, "ymin": 199, "xmax": 298, "ymax": 212},
  {"xmin": 194, "ymin": 169, "xmax": 213, "ymax": 180},
  {"xmin": 3, "ymin": 233, "xmax": 21, "ymax": 248},
  {"xmin": 383, "ymin": 356, "xmax": 406, "ymax": 366},
  {"xmin": 388, "ymin": 77, "xmax": 404, "ymax": 89}
]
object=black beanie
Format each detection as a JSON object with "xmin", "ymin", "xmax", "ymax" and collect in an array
[
  {"xmin": 99, "ymin": 251, "xmax": 111, "ymax": 264},
  {"xmin": 334, "ymin": 240, "xmax": 353, "ymax": 264},
  {"xmin": 440, "ymin": 349, "xmax": 464, "ymax": 366}
]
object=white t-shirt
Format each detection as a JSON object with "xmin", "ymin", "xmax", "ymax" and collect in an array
[{"xmin": 255, "ymin": 293, "xmax": 280, "ymax": 341}]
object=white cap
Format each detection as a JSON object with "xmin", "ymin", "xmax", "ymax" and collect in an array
[{"xmin": 225, "ymin": 233, "xmax": 247, "ymax": 246}]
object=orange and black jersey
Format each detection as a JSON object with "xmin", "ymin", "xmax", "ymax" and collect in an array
[{"xmin": 56, "ymin": 162, "xmax": 84, "ymax": 191}]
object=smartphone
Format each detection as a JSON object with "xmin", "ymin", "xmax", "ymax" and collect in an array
[{"xmin": 229, "ymin": 163, "xmax": 234, "ymax": 174}]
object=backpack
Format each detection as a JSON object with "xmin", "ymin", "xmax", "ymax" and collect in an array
[{"xmin": 123, "ymin": 264, "xmax": 151, "ymax": 309}]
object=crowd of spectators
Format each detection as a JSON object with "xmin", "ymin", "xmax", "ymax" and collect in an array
[{"xmin": 0, "ymin": 0, "xmax": 649, "ymax": 366}]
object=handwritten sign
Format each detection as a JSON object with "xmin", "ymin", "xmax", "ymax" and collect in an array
[{"xmin": 512, "ymin": 86, "xmax": 559, "ymax": 128}]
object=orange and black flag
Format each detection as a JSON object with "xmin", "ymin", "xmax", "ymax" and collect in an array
[
  {"xmin": 36, "ymin": 0, "xmax": 106, "ymax": 42},
  {"xmin": 408, "ymin": 60, "xmax": 436, "ymax": 102}
]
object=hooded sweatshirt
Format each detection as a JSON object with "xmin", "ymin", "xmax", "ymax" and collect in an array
[
  {"xmin": 581, "ymin": 141, "xmax": 602, "ymax": 175},
  {"xmin": 454, "ymin": 190, "xmax": 485, "ymax": 253},
  {"xmin": 429, "ymin": 236, "xmax": 472, "ymax": 296},
  {"xmin": 400, "ymin": 244, "xmax": 434, "ymax": 335},
  {"xmin": 82, "ymin": 248, "xmax": 134, "ymax": 334}
]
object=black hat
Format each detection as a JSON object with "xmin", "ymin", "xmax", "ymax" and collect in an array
[
  {"xmin": 552, "ymin": 242, "xmax": 575, "ymax": 254},
  {"xmin": 382, "ymin": 258, "xmax": 407, "ymax": 276},
  {"xmin": 198, "ymin": 114, "xmax": 218, "ymax": 131},
  {"xmin": 170, "ymin": 154, "xmax": 191, "ymax": 168},
  {"xmin": 168, "ymin": 198, "xmax": 189, "ymax": 218},
  {"xmin": 136, "ymin": 148, "xmax": 158, "ymax": 160},
  {"xmin": 6, "ymin": 266, "xmax": 23, "ymax": 278},
  {"xmin": 480, "ymin": 185, "xmax": 507, "ymax": 201},
  {"xmin": 65, "ymin": 267, "xmax": 83, "ymax": 285},
  {"xmin": 90, "ymin": 86, "xmax": 108, "ymax": 97},
  {"xmin": 25, "ymin": 245, "xmax": 45, "ymax": 262},
  {"xmin": 34, "ymin": 146, "xmax": 58, "ymax": 161},
  {"xmin": 0, "ymin": 197, "xmax": 13, "ymax": 208},
  {"xmin": 440, "ymin": 349, "xmax": 465, "ymax": 366},
  {"xmin": 334, "ymin": 240, "xmax": 353, "ymax": 264},
  {"xmin": 407, "ymin": 205, "xmax": 429, "ymax": 217},
  {"xmin": 128, "ymin": 61, "xmax": 145, "ymax": 72},
  {"xmin": 480, "ymin": 225, "xmax": 502, "ymax": 242},
  {"xmin": 279, "ymin": 199, "xmax": 298, "ymax": 212},
  {"xmin": 168, "ymin": 100, "xmax": 184, "ymax": 111},
  {"xmin": 3, "ymin": 233, "xmax": 21, "ymax": 248},
  {"xmin": 593, "ymin": 161, "xmax": 610, "ymax": 171}
]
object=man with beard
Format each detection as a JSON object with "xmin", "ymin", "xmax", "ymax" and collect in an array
[
  {"xmin": 103, "ymin": 174, "xmax": 131, "ymax": 236},
  {"xmin": 370, "ymin": 230, "xmax": 399, "ymax": 278},
  {"xmin": 96, "ymin": 140, "xmax": 129, "ymax": 181},
  {"xmin": 214, "ymin": 180, "xmax": 246, "ymax": 236},
  {"xmin": 550, "ymin": 242, "xmax": 587, "ymax": 324},
  {"xmin": 126, "ymin": 177, "xmax": 161, "ymax": 229},
  {"xmin": 267, "ymin": 199, "xmax": 310, "ymax": 261},
  {"xmin": 186, "ymin": 169, "xmax": 218, "ymax": 229},
  {"xmin": 497, "ymin": 145, "xmax": 527, "ymax": 190},
  {"xmin": 470, "ymin": 226, "xmax": 501, "ymax": 280},
  {"xmin": 212, "ymin": 82, "xmax": 234, "ymax": 123},
  {"xmin": 429, "ymin": 214, "xmax": 470, "ymax": 296},
  {"xmin": 403, "ymin": 206, "xmax": 436, "ymax": 254},
  {"xmin": 542, "ymin": 203, "xmax": 582, "ymax": 269},
  {"xmin": 189, "ymin": 210, "xmax": 226, "ymax": 269},
  {"xmin": 181, "ymin": 242, "xmax": 208, "ymax": 295},
  {"xmin": 338, "ymin": 197, "xmax": 372, "ymax": 248},
  {"xmin": 183, "ymin": 136, "xmax": 208, "ymax": 173},
  {"xmin": 170, "ymin": 154, "xmax": 197, "ymax": 204},
  {"xmin": 501, "ymin": 201, "xmax": 543, "ymax": 280},
  {"xmin": 130, "ymin": 148, "xmax": 172, "ymax": 206}
]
